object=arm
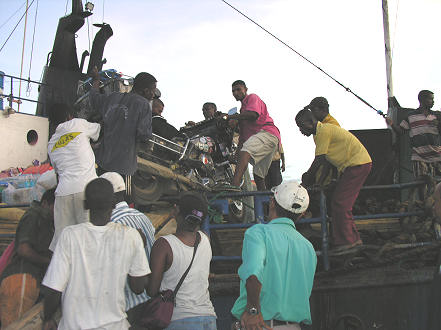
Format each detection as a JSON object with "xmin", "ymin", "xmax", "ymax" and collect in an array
[
  {"xmin": 240, "ymin": 275, "xmax": 269, "ymax": 330},
  {"xmin": 385, "ymin": 117, "xmax": 405, "ymax": 135},
  {"xmin": 302, "ymin": 155, "xmax": 328, "ymax": 187},
  {"xmin": 146, "ymin": 238, "xmax": 171, "ymax": 297},
  {"xmin": 228, "ymin": 111, "xmax": 258, "ymax": 122},
  {"xmin": 136, "ymin": 101, "xmax": 152, "ymax": 142},
  {"xmin": 280, "ymin": 152, "xmax": 285, "ymax": 172},
  {"xmin": 128, "ymin": 274, "xmax": 148, "ymax": 294},
  {"xmin": 42, "ymin": 286, "xmax": 61, "ymax": 330},
  {"xmin": 17, "ymin": 242, "xmax": 51, "ymax": 265}
]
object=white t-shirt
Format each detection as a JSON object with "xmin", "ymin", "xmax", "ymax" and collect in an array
[
  {"xmin": 48, "ymin": 118, "xmax": 100, "ymax": 196},
  {"xmin": 42, "ymin": 222, "xmax": 150, "ymax": 330},
  {"xmin": 160, "ymin": 231, "xmax": 216, "ymax": 321}
]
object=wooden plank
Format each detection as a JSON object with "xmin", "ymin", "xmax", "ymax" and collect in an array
[
  {"xmin": 4, "ymin": 302, "xmax": 61, "ymax": 330},
  {"xmin": 137, "ymin": 156, "xmax": 210, "ymax": 191}
]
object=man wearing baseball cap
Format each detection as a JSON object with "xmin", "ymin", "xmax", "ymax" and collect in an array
[
  {"xmin": 231, "ymin": 180, "xmax": 317, "ymax": 329},
  {"xmin": 100, "ymin": 172, "xmax": 155, "ymax": 327}
]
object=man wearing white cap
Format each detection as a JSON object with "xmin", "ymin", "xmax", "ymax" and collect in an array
[
  {"xmin": 100, "ymin": 172, "xmax": 155, "ymax": 328},
  {"xmin": 231, "ymin": 181, "xmax": 317, "ymax": 329}
]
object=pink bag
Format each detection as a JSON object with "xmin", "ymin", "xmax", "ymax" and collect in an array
[{"xmin": 0, "ymin": 240, "xmax": 15, "ymax": 276}]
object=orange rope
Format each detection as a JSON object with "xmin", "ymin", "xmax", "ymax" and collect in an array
[{"xmin": 18, "ymin": 0, "xmax": 29, "ymax": 112}]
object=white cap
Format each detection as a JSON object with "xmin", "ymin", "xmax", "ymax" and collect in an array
[
  {"xmin": 100, "ymin": 172, "xmax": 125, "ymax": 193},
  {"xmin": 271, "ymin": 180, "xmax": 309, "ymax": 214}
]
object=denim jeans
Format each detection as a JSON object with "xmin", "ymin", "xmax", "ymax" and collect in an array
[{"xmin": 166, "ymin": 315, "xmax": 217, "ymax": 330}]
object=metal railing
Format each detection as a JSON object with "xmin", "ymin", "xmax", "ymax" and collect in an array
[
  {"xmin": 203, "ymin": 180, "xmax": 432, "ymax": 271},
  {"xmin": 0, "ymin": 72, "xmax": 45, "ymax": 110}
]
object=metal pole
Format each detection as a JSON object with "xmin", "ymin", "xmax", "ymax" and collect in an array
[
  {"xmin": 382, "ymin": 0, "xmax": 394, "ymax": 100},
  {"xmin": 320, "ymin": 190, "xmax": 330, "ymax": 271},
  {"xmin": 0, "ymin": 71, "xmax": 4, "ymax": 110}
]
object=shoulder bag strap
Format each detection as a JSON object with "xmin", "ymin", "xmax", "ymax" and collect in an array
[{"xmin": 173, "ymin": 232, "xmax": 201, "ymax": 296}]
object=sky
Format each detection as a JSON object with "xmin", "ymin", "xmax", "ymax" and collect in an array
[{"xmin": 1, "ymin": 0, "xmax": 440, "ymax": 180}]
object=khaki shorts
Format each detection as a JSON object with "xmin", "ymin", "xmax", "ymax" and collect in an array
[
  {"xmin": 49, "ymin": 192, "xmax": 89, "ymax": 251},
  {"xmin": 241, "ymin": 130, "xmax": 279, "ymax": 179}
]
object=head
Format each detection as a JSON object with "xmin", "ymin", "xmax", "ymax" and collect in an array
[
  {"xmin": 176, "ymin": 192, "xmax": 208, "ymax": 232},
  {"xmin": 295, "ymin": 109, "xmax": 317, "ymax": 136},
  {"xmin": 99, "ymin": 172, "xmax": 126, "ymax": 203},
  {"xmin": 269, "ymin": 180, "xmax": 309, "ymax": 222},
  {"xmin": 232, "ymin": 80, "xmax": 248, "ymax": 101},
  {"xmin": 152, "ymin": 98, "xmax": 164, "ymax": 116},
  {"xmin": 49, "ymin": 103, "xmax": 74, "ymax": 127},
  {"xmin": 84, "ymin": 178, "xmax": 115, "ymax": 226},
  {"xmin": 40, "ymin": 188, "xmax": 56, "ymax": 219},
  {"xmin": 308, "ymin": 97, "xmax": 329, "ymax": 121},
  {"xmin": 202, "ymin": 102, "xmax": 217, "ymax": 119},
  {"xmin": 133, "ymin": 72, "xmax": 158, "ymax": 100},
  {"xmin": 418, "ymin": 90, "xmax": 434, "ymax": 110}
]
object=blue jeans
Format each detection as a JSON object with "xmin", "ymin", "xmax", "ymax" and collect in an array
[{"xmin": 166, "ymin": 316, "xmax": 217, "ymax": 330}]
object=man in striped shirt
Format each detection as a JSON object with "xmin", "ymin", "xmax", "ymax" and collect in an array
[
  {"xmin": 100, "ymin": 172, "xmax": 155, "ymax": 328},
  {"xmin": 386, "ymin": 90, "xmax": 440, "ymax": 196}
]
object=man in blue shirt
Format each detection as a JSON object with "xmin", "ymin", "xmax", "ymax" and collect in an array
[
  {"xmin": 231, "ymin": 180, "xmax": 317, "ymax": 329},
  {"xmin": 100, "ymin": 172, "xmax": 155, "ymax": 328}
]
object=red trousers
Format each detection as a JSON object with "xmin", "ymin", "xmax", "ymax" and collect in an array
[{"xmin": 331, "ymin": 163, "xmax": 372, "ymax": 245}]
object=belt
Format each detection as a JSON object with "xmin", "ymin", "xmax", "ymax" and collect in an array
[{"xmin": 265, "ymin": 319, "xmax": 297, "ymax": 326}]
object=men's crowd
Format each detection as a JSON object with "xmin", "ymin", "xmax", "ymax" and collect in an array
[{"xmin": 0, "ymin": 64, "xmax": 438, "ymax": 330}]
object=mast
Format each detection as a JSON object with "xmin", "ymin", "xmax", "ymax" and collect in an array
[{"xmin": 382, "ymin": 0, "xmax": 394, "ymax": 115}]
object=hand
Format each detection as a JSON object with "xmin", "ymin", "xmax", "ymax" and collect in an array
[
  {"xmin": 240, "ymin": 311, "xmax": 272, "ymax": 330},
  {"xmin": 301, "ymin": 172, "xmax": 311, "ymax": 187},
  {"xmin": 185, "ymin": 121, "xmax": 196, "ymax": 126},
  {"xmin": 281, "ymin": 160, "xmax": 286, "ymax": 172},
  {"xmin": 91, "ymin": 66, "xmax": 100, "ymax": 81},
  {"xmin": 385, "ymin": 116, "xmax": 393, "ymax": 126},
  {"xmin": 42, "ymin": 319, "xmax": 57, "ymax": 330}
]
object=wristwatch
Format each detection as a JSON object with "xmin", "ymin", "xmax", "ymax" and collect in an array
[{"xmin": 247, "ymin": 306, "xmax": 259, "ymax": 315}]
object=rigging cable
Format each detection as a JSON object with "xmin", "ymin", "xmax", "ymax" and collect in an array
[
  {"xmin": 87, "ymin": 16, "xmax": 91, "ymax": 53},
  {"xmin": 220, "ymin": 0, "xmax": 386, "ymax": 118},
  {"xmin": 0, "ymin": 0, "xmax": 27, "ymax": 30},
  {"xmin": 65, "ymin": 0, "xmax": 69, "ymax": 16},
  {"xmin": 18, "ymin": 0, "xmax": 31, "ymax": 112},
  {"xmin": 26, "ymin": 0, "xmax": 39, "ymax": 97},
  {"xmin": 0, "ymin": 0, "xmax": 35, "ymax": 53}
]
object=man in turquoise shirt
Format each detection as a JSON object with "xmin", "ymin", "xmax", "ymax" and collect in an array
[{"xmin": 231, "ymin": 181, "xmax": 317, "ymax": 329}]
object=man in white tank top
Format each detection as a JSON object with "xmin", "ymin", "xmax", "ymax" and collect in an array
[{"xmin": 147, "ymin": 192, "xmax": 217, "ymax": 330}]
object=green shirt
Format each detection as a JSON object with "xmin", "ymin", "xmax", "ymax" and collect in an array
[
  {"xmin": 231, "ymin": 218, "xmax": 317, "ymax": 324},
  {"xmin": 1, "ymin": 201, "xmax": 54, "ymax": 282}
]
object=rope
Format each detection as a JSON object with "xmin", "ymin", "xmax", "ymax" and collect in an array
[
  {"xmin": 26, "ymin": 0, "xmax": 39, "ymax": 97},
  {"xmin": 0, "ymin": 0, "xmax": 27, "ymax": 30},
  {"xmin": 220, "ymin": 0, "xmax": 386, "ymax": 118},
  {"xmin": 0, "ymin": 0, "xmax": 35, "ymax": 53},
  {"xmin": 18, "ymin": 0, "xmax": 30, "ymax": 112}
]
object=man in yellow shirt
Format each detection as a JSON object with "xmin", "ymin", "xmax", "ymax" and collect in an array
[{"xmin": 295, "ymin": 109, "xmax": 372, "ymax": 250}]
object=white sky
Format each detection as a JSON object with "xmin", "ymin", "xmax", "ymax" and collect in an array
[{"xmin": 1, "ymin": 0, "xmax": 440, "ymax": 180}]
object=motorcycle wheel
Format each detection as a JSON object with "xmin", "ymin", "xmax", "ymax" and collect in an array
[{"xmin": 132, "ymin": 171, "xmax": 165, "ymax": 205}]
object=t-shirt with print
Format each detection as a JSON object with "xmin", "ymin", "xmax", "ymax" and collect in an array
[
  {"xmin": 314, "ymin": 121, "xmax": 371, "ymax": 172},
  {"xmin": 42, "ymin": 222, "xmax": 150, "ymax": 330},
  {"xmin": 239, "ymin": 93, "xmax": 281, "ymax": 146},
  {"xmin": 90, "ymin": 89, "xmax": 152, "ymax": 175},
  {"xmin": 48, "ymin": 118, "xmax": 100, "ymax": 196}
]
